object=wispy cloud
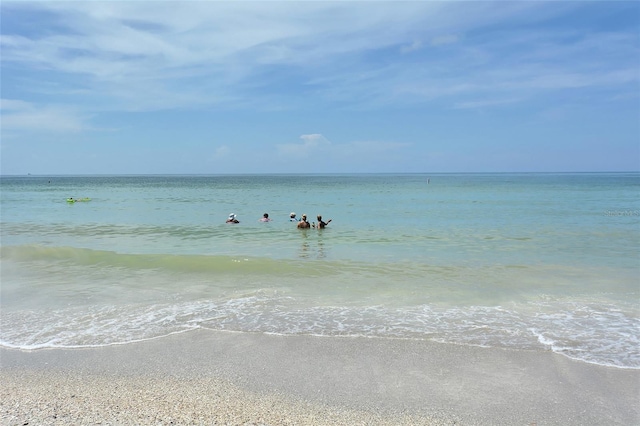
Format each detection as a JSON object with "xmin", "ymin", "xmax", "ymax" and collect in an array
[
  {"xmin": 277, "ymin": 134, "xmax": 331, "ymax": 159},
  {"xmin": 1, "ymin": 98, "xmax": 88, "ymax": 133},
  {"xmin": 7, "ymin": 1, "xmax": 630, "ymax": 116},
  {"xmin": 4, "ymin": 2, "xmax": 443, "ymax": 112}
]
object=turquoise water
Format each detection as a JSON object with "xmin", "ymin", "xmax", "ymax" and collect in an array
[{"xmin": 1, "ymin": 173, "xmax": 638, "ymax": 368}]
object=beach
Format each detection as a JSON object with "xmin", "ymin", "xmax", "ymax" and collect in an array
[
  {"xmin": 2, "ymin": 174, "xmax": 638, "ymax": 424},
  {"xmin": 2, "ymin": 329, "xmax": 638, "ymax": 425}
]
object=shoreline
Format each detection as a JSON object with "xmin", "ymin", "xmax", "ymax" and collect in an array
[{"xmin": 2, "ymin": 329, "xmax": 639, "ymax": 425}]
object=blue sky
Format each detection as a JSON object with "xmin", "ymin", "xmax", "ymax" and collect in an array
[{"xmin": 1, "ymin": 1, "xmax": 638, "ymax": 175}]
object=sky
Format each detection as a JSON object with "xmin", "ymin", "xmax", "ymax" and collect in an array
[{"xmin": 1, "ymin": 1, "xmax": 639, "ymax": 175}]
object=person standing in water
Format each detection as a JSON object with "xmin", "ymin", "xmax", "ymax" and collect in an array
[
  {"xmin": 297, "ymin": 214, "xmax": 311, "ymax": 229},
  {"xmin": 316, "ymin": 215, "xmax": 332, "ymax": 229}
]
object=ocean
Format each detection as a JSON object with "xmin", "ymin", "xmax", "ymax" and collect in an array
[{"xmin": 1, "ymin": 173, "xmax": 638, "ymax": 368}]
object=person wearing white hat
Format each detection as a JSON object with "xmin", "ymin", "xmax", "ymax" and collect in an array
[
  {"xmin": 226, "ymin": 213, "xmax": 239, "ymax": 224},
  {"xmin": 289, "ymin": 212, "xmax": 297, "ymax": 221}
]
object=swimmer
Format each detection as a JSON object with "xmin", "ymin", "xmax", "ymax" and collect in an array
[
  {"xmin": 259, "ymin": 213, "xmax": 272, "ymax": 222},
  {"xmin": 297, "ymin": 214, "xmax": 311, "ymax": 229},
  {"xmin": 316, "ymin": 215, "xmax": 332, "ymax": 229}
]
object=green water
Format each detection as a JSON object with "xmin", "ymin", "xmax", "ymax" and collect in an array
[{"xmin": 1, "ymin": 173, "xmax": 638, "ymax": 367}]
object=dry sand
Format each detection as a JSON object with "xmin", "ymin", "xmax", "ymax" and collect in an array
[{"xmin": 1, "ymin": 329, "xmax": 638, "ymax": 425}]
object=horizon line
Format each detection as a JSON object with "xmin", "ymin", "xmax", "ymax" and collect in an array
[{"xmin": 2, "ymin": 171, "xmax": 639, "ymax": 178}]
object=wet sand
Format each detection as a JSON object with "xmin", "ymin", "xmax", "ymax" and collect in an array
[{"xmin": 1, "ymin": 329, "xmax": 638, "ymax": 425}]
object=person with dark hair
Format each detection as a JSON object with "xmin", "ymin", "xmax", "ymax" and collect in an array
[
  {"xmin": 260, "ymin": 213, "xmax": 271, "ymax": 222},
  {"xmin": 316, "ymin": 215, "xmax": 332, "ymax": 229}
]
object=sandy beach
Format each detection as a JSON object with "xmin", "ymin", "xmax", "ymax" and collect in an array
[{"xmin": 1, "ymin": 329, "xmax": 638, "ymax": 425}]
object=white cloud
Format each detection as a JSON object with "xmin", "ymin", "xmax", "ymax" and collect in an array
[
  {"xmin": 0, "ymin": 99, "xmax": 34, "ymax": 111},
  {"xmin": 276, "ymin": 134, "xmax": 331, "ymax": 159},
  {"xmin": 1, "ymin": 1, "xmax": 637, "ymax": 116},
  {"xmin": 0, "ymin": 2, "xmax": 500, "ymax": 112},
  {"xmin": 0, "ymin": 99, "xmax": 87, "ymax": 133}
]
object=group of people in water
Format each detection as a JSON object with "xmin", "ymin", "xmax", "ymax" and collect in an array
[{"xmin": 226, "ymin": 211, "xmax": 332, "ymax": 228}]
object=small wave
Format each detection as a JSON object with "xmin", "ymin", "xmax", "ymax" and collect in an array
[
  {"xmin": 2, "ymin": 297, "xmax": 638, "ymax": 369},
  {"xmin": 0, "ymin": 244, "xmax": 340, "ymax": 276}
]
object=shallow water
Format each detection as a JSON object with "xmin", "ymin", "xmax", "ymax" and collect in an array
[{"xmin": 1, "ymin": 173, "xmax": 638, "ymax": 367}]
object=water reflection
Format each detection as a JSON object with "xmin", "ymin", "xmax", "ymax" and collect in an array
[{"xmin": 298, "ymin": 228, "xmax": 327, "ymax": 259}]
